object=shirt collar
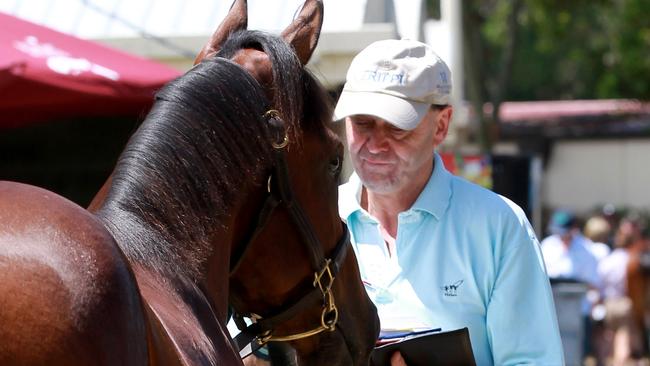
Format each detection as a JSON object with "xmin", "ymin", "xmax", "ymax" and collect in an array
[
  {"xmin": 338, "ymin": 172, "xmax": 364, "ymax": 223},
  {"xmin": 338, "ymin": 153, "xmax": 452, "ymax": 222},
  {"xmin": 411, "ymin": 153, "xmax": 452, "ymax": 220}
]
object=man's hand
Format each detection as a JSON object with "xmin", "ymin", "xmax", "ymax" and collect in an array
[
  {"xmin": 242, "ymin": 355, "xmax": 270, "ymax": 366},
  {"xmin": 390, "ymin": 351, "xmax": 407, "ymax": 366}
]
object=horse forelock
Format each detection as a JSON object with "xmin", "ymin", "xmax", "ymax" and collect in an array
[{"xmin": 217, "ymin": 30, "xmax": 329, "ymax": 144}]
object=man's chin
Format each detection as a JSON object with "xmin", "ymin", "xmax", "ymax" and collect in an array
[{"xmin": 357, "ymin": 172, "xmax": 399, "ymax": 194}]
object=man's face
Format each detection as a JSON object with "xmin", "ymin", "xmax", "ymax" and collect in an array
[{"xmin": 345, "ymin": 107, "xmax": 449, "ymax": 194}]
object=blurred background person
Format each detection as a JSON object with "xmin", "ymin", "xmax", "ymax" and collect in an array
[
  {"xmin": 596, "ymin": 214, "xmax": 647, "ymax": 366},
  {"xmin": 541, "ymin": 210, "xmax": 600, "ymax": 287},
  {"xmin": 541, "ymin": 209, "xmax": 601, "ymax": 362},
  {"xmin": 584, "ymin": 214, "xmax": 613, "ymax": 365},
  {"xmin": 585, "ymin": 215, "xmax": 613, "ymax": 262}
]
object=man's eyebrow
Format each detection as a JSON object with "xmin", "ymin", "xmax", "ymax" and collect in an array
[{"xmin": 352, "ymin": 116, "xmax": 374, "ymax": 123}]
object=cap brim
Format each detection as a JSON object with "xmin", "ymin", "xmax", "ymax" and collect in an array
[{"xmin": 333, "ymin": 91, "xmax": 429, "ymax": 130}]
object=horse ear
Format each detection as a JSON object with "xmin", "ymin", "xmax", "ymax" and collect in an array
[
  {"xmin": 194, "ymin": 0, "xmax": 248, "ymax": 65},
  {"xmin": 281, "ymin": 0, "xmax": 324, "ymax": 65}
]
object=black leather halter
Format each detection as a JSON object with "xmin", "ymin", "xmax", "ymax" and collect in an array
[{"xmin": 229, "ymin": 110, "xmax": 350, "ymax": 354}]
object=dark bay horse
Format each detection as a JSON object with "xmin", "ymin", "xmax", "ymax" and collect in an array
[{"xmin": 0, "ymin": 0, "xmax": 379, "ymax": 364}]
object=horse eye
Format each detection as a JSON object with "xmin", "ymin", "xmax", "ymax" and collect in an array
[{"xmin": 329, "ymin": 156, "xmax": 342, "ymax": 176}]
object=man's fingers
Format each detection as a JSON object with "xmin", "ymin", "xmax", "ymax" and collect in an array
[{"xmin": 390, "ymin": 351, "xmax": 407, "ymax": 366}]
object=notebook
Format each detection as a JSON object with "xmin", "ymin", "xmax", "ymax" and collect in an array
[{"xmin": 371, "ymin": 327, "xmax": 476, "ymax": 366}]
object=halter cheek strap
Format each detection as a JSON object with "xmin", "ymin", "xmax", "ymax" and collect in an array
[
  {"xmin": 228, "ymin": 110, "xmax": 351, "ymax": 356},
  {"xmin": 232, "ymin": 229, "xmax": 349, "ymax": 355}
]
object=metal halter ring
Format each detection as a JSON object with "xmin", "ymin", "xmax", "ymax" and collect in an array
[
  {"xmin": 264, "ymin": 109, "xmax": 289, "ymax": 149},
  {"xmin": 272, "ymin": 135, "xmax": 289, "ymax": 149},
  {"xmin": 320, "ymin": 301, "xmax": 338, "ymax": 331}
]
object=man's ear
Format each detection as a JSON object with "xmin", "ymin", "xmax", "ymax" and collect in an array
[{"xmin": 432, "ymin": 107, "xmax": 453, "ymax": 146}]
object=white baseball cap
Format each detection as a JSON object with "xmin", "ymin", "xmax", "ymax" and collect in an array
[{"xmin": 334, "ymin": 39, "xmax": 452, "ymax": 130}]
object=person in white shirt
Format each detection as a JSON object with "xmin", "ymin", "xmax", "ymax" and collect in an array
[
  {"xmin": 541, "ymin": 210, "xmax": 600, "ymax": 360},
  {"xmin": 541, "ymin": 210, "xmax": 600, "ymax": 288}
]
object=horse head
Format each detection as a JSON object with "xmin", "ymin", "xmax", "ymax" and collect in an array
[
  {"xmin": 0, "ymin": 1, "xmax": 377, "ymax": 364},
  {"xmin": 195, "ymin": 0, "xmax": 379, "ymax": 364}
]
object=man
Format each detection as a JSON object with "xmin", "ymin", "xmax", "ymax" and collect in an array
[{"xmin": 335, "ymin": 39, "xmax": 563, "ymax": 365}]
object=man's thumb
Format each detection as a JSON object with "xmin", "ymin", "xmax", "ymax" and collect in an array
[{"xmin": 390, "ymin": 351, "xmax": 407, "ymax": 366}]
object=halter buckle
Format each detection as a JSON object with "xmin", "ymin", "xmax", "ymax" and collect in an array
[
  {"xmin": 313, "ymin": 259, "xmax": 334, "ymax": 296},
  {"xmin": 320, "ymin": 299, "xmax": 338, "ymax": 331},
  {"xmin": 257, "ymin": 330, "xmax": 273, "ymax": 345}
]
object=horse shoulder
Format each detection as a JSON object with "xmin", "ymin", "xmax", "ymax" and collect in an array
[{"xmin": 0, "ymin": 182, "xmax": 148, "ymax": 365}]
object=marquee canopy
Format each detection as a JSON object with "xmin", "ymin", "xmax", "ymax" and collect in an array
[{"xmin": 0, "ymin": 12, "xmax": 181, "ymax": 128}]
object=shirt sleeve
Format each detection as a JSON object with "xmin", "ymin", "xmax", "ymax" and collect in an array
[{"xmin": 486, "ymin": 212, "xmax": 565, "ymax": 365}]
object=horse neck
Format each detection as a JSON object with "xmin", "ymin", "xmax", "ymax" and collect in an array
[
  {"xmin": 90, "ymin": 173, "xmax": 271, "ymax": 364},
  {"xmin": 93, "ymin": 159, "xmax": 269, "ymax": 320}
]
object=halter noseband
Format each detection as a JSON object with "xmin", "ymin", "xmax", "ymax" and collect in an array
[{"xmin": 229, "ymin": 109, "xmax": 350, "ymax": 354}]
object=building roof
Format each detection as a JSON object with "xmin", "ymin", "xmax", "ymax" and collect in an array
[
  {"xmin": 499, "ymin": 99, "xmax": 650, "ymax": 123},
  {"xmin": 497, "ymin": 99, "xmax": 650, "ymax": 139}
]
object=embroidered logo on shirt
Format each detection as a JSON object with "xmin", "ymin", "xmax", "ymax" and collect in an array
[{"xmin": 441, "ymin": 280, "xmax": 464, "ymax": 297}]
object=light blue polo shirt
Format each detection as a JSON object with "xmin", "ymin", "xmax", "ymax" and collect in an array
[{"xmin": 339, "ymin": 153, "xmax": 564, "ymax": 365}]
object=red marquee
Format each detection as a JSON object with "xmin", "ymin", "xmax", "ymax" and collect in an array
[{"xmin": 0, "ymin": 12, "xmax": 182, "ymax": 128}]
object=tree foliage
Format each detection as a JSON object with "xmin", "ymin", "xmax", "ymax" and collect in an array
[
  {"xmin": 430, "ymin": 0, "xmax": 650, "ymax": 151},
  {"xmin": 499, "ymin": 0, "xmax": 650, "ymax": 101}
]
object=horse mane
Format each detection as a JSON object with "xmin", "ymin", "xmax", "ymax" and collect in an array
[{"xmin": 97, "ymin": 30, "xmax": 333, "ymax": 283}]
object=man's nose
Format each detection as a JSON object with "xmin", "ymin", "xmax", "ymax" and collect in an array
[{"xmin": 365, "ymin": 127, "xmax": 390, "ymax": 153}]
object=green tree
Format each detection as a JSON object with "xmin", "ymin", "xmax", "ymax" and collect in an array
[
  {"xmin": 462, "ymin": 0, "xmax": 524, "ymax": 152},
  {"xmin": 429, "ymin": 0, "xmax": 650, "ymax": 152},
  {"xmin": 503, "ymin": 0, "xmax": 650, "ymax": 101}
]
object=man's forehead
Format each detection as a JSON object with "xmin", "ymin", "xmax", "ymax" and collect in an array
[{"xmin": 347, "ymin": 114, "xmax": 398, "ymax": 126}]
